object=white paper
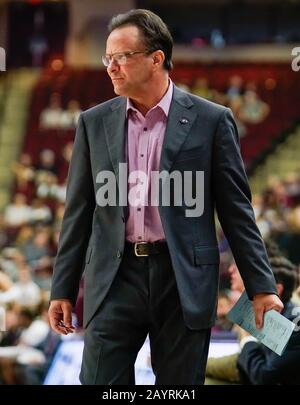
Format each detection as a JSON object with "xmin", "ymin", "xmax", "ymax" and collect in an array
[{"xmin": 228, "ymin": 291, "xmax": 295, "ymax": 356}]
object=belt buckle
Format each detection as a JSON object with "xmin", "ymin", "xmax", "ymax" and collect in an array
[{"xmin": 134, "ymin": 242, "xmax": 149, "ymax": 257}]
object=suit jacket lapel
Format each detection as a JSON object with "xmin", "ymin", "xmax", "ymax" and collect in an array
[
  {"xmin": 102, "ymin": 87, "xmax": 197, "ymax": 216},
  {"xmin": 103, "ymin": 97, "xmax": 127, "ymax": 189},
  {"xmin": 159, "ymin": 85, "xmax": 197, "ymax": 173}
]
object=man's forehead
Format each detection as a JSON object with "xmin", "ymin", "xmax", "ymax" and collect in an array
[{"xmin": 106, "ymin": 26, "xmax": 142, "ymax": 53}]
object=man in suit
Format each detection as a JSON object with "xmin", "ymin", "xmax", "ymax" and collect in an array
[{"xmin": 48, "ymin": 9, "xmax": 283, "ymax": 385}]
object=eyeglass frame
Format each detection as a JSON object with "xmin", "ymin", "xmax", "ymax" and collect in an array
[{"xmin": 102, "ymin": 50, "xmax": 154, "ymax": 67}]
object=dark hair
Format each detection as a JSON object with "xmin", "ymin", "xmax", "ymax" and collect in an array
[
  {"xmin": 269, "ymin": 256, "xmax": 299, "ymax": 303},
  {"xmin": 108, "ymin": 9, "xmax": 173, "ymax": 71}
]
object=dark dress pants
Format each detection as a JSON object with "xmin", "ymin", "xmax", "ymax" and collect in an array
[{"xmin": 80, "ymin": 247, "xmax": 211, "ymax": 385}]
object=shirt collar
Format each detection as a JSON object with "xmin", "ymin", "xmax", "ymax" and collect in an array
[{"xmin": 126, "ymin": 79, "xmax": 173, "ymax": 118}]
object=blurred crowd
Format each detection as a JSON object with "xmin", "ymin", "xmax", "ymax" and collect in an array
[
  {"xmin": 39, "ymin": 93, "xmax": 82, "ymax": 130},
  {"xmin": 176, "ymin": 74, "xmax": 270, "ymax": 138},
  {"xmin": 0, "ymin": 141, "xmax": 76, "ymax": 384}
]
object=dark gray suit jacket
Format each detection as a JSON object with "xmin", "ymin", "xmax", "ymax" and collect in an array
[{"xmin": 50, "ymin": 85, "xmax": 277, "ymax": 329}]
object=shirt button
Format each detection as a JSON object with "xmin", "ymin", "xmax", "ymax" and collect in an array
[
  {"xmin": 137, "ymin": 208, "xmax": 141, "ymax": 211},
  {"xmin": 143, "ymin": 127, "xmax": 147, "ymax": 131},
  {"xmin": 138, "ymin": 236, "xmax": 142, "ymax": 240},
  {"xmin": 140, "ymin": 154, "xmax": 144, "ymax": 157},
  {"xmin": 116, "ymin": 250, "xmax": 122, "ymax": 259}
]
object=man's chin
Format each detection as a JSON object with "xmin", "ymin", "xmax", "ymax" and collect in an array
[
  {"xmin": 113, "ymin": 86, "xmax": 120, "ymax": 95},
  {"xmin": 113, "ymin": 84, "xmax": 124, "ymax": 96},
  {"xmin": 113, "ymin": 83, "xmax": 130, "ymax": 97}
]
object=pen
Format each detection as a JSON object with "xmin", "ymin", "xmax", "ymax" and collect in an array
[{"xmin": 58, "ymin": 321, "xmax": 75, "ymax": 332}]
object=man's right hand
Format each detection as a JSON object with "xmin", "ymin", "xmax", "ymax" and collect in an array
[{"xmin": 48, "ymin": 299, "xmax": 75, "ymax": 335}]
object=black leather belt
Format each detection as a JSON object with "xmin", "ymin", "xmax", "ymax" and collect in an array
[{"xmin": 125, "ymin": 241, "xmax": 169, "ymax": 257}]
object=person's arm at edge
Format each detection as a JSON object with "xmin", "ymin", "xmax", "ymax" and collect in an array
[{"xmin": 49, "ymin": 114, "xmax": 95, "ymax": 334}]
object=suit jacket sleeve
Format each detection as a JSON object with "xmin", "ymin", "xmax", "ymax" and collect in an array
[
  {"xmin": 237, "ymin": 332, "xmax": 300, "ymax": 384},
  {"xmin": 212, "ymin": 108, "xmax": 277, "ymax": 297},
  {"xmin": 50, "ymin": 114, "xmax": 95, "ymax": 305}
]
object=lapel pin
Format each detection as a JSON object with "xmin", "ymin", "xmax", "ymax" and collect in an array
[{"xmin": 179, "ymin": 118, "xmax": 189, "ymax": 124}]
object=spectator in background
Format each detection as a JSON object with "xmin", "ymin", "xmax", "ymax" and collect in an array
[
  {"xmin": 226, "ymin": 75, "xmax": 244, "ymax": 101},
  {"xmin": 1, "ymin": 307, "xmax": 36, "ymax": 348},
  {"xmin": 213, "ymin": 290, "xmax": 234, "ymax": 334},
  {"xmin": 227, "ymin": 261, "xmax": 244, "ymax": 304},
  {"xmin": 31, "ymin": 255, "xmax": 53, "ymax": 291},
  {"xmin": 49, "ymin": 179, "xmax": 67, "ymax": 204},
  {"xmin": 40, "ymin": 96, "xmax": 82, "ymax": 131},
  {"xmin": 0, "ymin": 306, "xmax": 29, "ymax": 347},
  {"xmin": 60, "ymin": 100, "xmax": 82, "ymax": 129},
  {"xmin": 0, "ymin": 307, "xmax": 35, "ymax": 384},
  {"xmin": 39, "ymin": 93, "xmax": 63, "ymax": 130},
  {"xmin": 283, "ymin": 172, "xmax": 300, "ymax": 206},
  {"xmin": 0, "ymin": 303, "xmax": 56, "ymax": 385},
  {"xmin": 29, "ymin": 198, "xmax": 52, "ymax": 225},
  {"xmin": 3, "ymin": 194, "xmax": 32, "ymax": 228},
  {"xmin": 215, "ymin": 238, "xmax": 283, "ymax": 337},
  {"xmin": 252, "ymin": 194, "xmax": 270, "ymax": 238},
  {"xmin": 34, "ymin": 150, "xmax": 59, "ymax": 200},
  {"xmin": 0, "ymin": 262, "xmax": 41, "ymax": 308},
  {"xmin": 19, "ymin": 317, "xmax": 61, "ymax": 385},
  {"xmin": 239, "ymin": 90, "xmax": 270, "ymax": 124},
  {"xmin": 15, "ymin": 226, "xmax": 35, "ymax": 250},
  {"xmin": 11, "ymin": 153, "xmax": 36, "ymax": 197},
  {"xmin": 36, "ymin": 172, "xmax": 58, "ymax": 201},
  {"xmin": 206, "ymin": 256, "xmax": 300, "ymax": 385},
  {"xmin": 228, "ymin": 238, "xmax": 283, "ymax": 304},
  {"xmin": 191, "ymin": 78, "xmax": 213, "ymax": 100},
  {"xmin": 35, "ymin": 149, "xmax": 57, "ymax": 176},
  {"xmin": 237, "ymin": 256, "xmax": 300, "ymax": 385},
  {"xmin": 0, "ymin": 248, "xmax": 24, "ymax": 283},
  {"xmin": 228, "ymin": 97, "xmax": 247, "ymax": 138},
  {"xmin": 61, "ymin": 141, "xmax": 73, "ymax": 163},
  {"xmin": 21, "ymin": 227, "xmax": 51, "ymax": 265},
  {"xmin": 59, "ymin": 141, "xmax": 73, "ymax": 182}
]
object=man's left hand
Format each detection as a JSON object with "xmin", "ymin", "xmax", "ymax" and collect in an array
[{"xmin": 253, "ymin": 293, "xmax": 284, "ymax": 329}]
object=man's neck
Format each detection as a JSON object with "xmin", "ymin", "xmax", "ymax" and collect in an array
[{"xmin": 129, "ymin": 75, "xmax": 169, "ymax": 116}]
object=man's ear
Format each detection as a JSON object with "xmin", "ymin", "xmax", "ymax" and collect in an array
[
  {"xmin": 152, "ymin": 50, "xmax": 165, "ymax": 68},
  {"xmin": 276, "ymin": 282, "xmax": 284, "ymax": 298}
]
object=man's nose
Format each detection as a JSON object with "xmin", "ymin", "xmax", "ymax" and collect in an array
[{"xmin": 107, "ymin": 59, "xmax": 119, "ymax": 73}]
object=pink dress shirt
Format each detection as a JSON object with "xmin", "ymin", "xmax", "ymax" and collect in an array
[{"xmin": 125, "ymin": 81, "xmax": 173, "ymax": 242}]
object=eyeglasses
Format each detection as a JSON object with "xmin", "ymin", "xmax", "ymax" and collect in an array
[{"xmin": 102, "ymin": 51, "xmax": 150, "ymax": 67}]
